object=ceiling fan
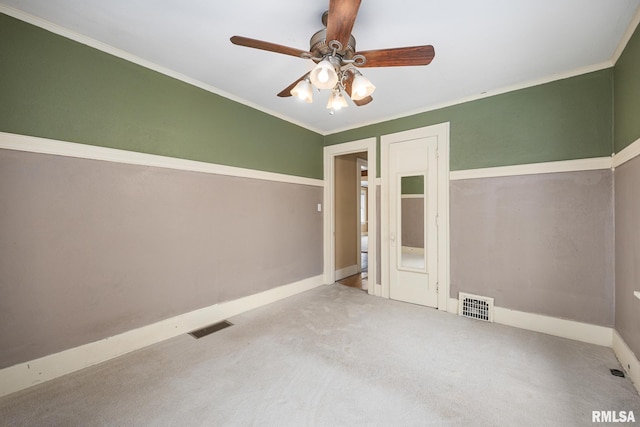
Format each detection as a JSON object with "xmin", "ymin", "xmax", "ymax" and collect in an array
[{"xmin": 230, "ymin": 0, "xmax": 435, "ymax": 112}]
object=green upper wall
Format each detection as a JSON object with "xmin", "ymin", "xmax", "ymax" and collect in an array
[
  {"xmin": 4, "ymin": 12, "xmax": 635, "ymax": 178},
  {"xmin": 326, "ymin": 69, "xmax": 614, "ymax": 172},
  {"xmin": 0, "ymin": 13, "xmax": 324, "ymax": 179},
  {"xmin": 614, "ymin": 21, "xmax": 640, "ymax": 153}
]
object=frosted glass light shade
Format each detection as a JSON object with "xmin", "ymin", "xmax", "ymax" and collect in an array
[
  {"xmin": 291, "ymin": 79, "xmax": 313, "ymax": 103},
  {"xmin": 310, "ymin": 59, "xmax": 339, "ymax": 90},
  {"xmin": 326, "ymin": 90, "xmax": 348, "ymax": 110},
  {"xmin": 351, "ymin": 74, "xmax": 376, "ymax": 100}
]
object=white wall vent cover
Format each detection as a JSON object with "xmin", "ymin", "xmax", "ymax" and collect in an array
[{"xmin": 458, "ymin": 292, "xmax": 494, "ymax": 322}]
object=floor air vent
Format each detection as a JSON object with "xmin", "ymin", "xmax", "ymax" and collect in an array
[
  {"xmin": 610, "ymin": 369, "xmax": 625, "ymax": 378},
  {"xmin": 189, "ymin": 320, "xmax": 233, "ymax": 339},
  {"xmin": 459, "ymin": 293, "xmax": 494, "ymax": 322}
]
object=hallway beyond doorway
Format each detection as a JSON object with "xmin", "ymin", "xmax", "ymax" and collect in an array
[{"xmin": 338, "ymin": 235, "xmax": 368, "ymax": 291}]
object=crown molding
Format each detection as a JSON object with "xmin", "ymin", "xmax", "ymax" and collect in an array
[{"xmin": 611, "ymin": 4, "xmax": 640, "ymax": 65}]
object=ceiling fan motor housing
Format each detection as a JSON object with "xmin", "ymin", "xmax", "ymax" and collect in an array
[{"xmin": 310, "ymin": 28, "xmax": 356, "ymax": 61}]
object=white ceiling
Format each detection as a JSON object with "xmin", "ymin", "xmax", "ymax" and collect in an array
[{"xmin": 2, "ymin": 0, "xmax": 640, "ymax": 135}]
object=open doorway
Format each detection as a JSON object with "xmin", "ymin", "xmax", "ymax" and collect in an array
[
  {"xmin": 334, "ymin": 153, "xmax": 368, "ymax": 291},
  {"xmin": 323, "ymin": 138, "xmax": 377, "ymax": 296}
]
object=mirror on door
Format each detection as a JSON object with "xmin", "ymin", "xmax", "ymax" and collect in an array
[{"xmin": 399, "ymin": 174, "xmax": 427, "ymax": 271}]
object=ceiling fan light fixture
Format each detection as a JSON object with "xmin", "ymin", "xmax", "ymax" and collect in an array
[
  {"xmin": 327, "ymin": 89, "xmax": 348, "ymax": 111},
  {"xmin": 231, "ymin": 4, "xmax": 436, "ymax": 111},
  {"xmin": 291, "ymin": 78, "xmax": 313, "ymax": 103},
  {"xmin": 310, "ymin": 57, "xmax": 340, "ymax": 90},
  {"xmin": 351, "ymin": 73, "xmax": 376, "ymax": 101}
]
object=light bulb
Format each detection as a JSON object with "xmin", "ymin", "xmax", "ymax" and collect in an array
[
  {"xmin": 317, "ymin": 68, "xmax": 329, "ymax": 83},
  {"xmin": 309, "ymin": 58, "xmax": 339, "ymax": 90}
]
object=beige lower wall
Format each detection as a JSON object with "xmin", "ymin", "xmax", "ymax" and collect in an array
[
  {"xmin": 450, "ymin": 169, "xmax": 614, "ymax": 327},
  {"xmin": 615, "ymin": 155, "xmax": 640, "ymax": 358},
  {"xmin": 0, "ymin": 149, "xmax": 323, "ymax": 368}
]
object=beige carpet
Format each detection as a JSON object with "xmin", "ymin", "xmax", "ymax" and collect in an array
[{"xmin": 1, "ymin": 284, "xmax": 639, "ymax": 426}]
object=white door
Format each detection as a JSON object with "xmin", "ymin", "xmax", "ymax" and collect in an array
[{"xmin": 388, "ymin": 136, "xmax": 438, "ymax": 307}]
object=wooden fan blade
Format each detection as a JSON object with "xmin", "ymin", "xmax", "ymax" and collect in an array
[
  {"xmin": 277, "ymin": 74, "xmax": 309, "ymax": 98},
  {"xmin": 352, "ymin": 95, "xmax": 373, "ymax": 106},
  {"xmin": 356, "ymin": 45, "xmax": 435, "ymax": 68},
  {"xmin": 343, "ymin": 71, "xmax": 373, "ymax": 106},
  {"xmin": 230, "ymin": 36, "xmax": 311, "ymax": 59},
  {"xmin": 326, "ymin": 0, "xmax": 361, "ymax": 53}
]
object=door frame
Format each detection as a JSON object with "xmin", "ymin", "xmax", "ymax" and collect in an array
[
  {"xmin": 381, "ymin": 123, "xmax": 450, "ymax": 310},
  {"xmin": 323, "ymin": 138, "xmax": 378, "ymax": 296}
]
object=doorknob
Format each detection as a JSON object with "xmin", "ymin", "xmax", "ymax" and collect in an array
[{"xmin": 390, "ymin": 232, "xmax": 396, "ymax": 243}]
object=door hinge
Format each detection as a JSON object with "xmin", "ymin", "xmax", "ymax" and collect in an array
[{"xmin": 436, "ymin": 215, "xmax": 439, "ymax": 227}]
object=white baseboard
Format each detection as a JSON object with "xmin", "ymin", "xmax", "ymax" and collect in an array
[
  {"xmin": 335, "ymin": 264, "xmax": 359, "ymax": 281},
  {"xmin": 0, "ymin": 275, "xmax": 324, "ymax": 398},
  {"xmin": 612, "ymin": 330, "xmax": 640, "ymax": 395},
  {"xmin": 448, "ymin": 298, "xmax": 613, "ymax": 347},
  {"xmin": 447, "ymin": 297, "xmax": 459, "ymax": 314},
  {"xmin": 494, "ymin": 306, "xmax": 613, "ymax": 347}
]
